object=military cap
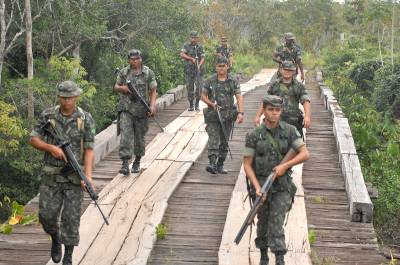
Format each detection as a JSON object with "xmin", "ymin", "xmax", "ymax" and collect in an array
[
  {"xmin": 216, "ymin": 57, "xmax": 229, "ymax": 65},
  {"xmin": 284, "ymin": 32, "xmax": 295, "ymax": 40},
  {"xmin": 57, "ymin": 81, "xmax": 82, "ymax": 97},
  {"xmin": 281, "ymin": 60, "xmax": 296, "ymax": 71},
  {"xmin": 263, "ymin": 95, "xmax": 283, "ymax": 107},
  {"xmin": 190, "ymin": 31, "xmax": 198, "ymax": 37},
  {"xmin": 127, "ymin": 49, "xmax": 142, "ymax": 59}
]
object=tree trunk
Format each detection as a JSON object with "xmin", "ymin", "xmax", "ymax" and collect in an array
[
  {"xmin": 391, "ymin": 2, "xmax": 395, "ymax": 72},
  {"xmin": 72, "ymin": 41, "xmax": 80, "ymax": 75},
  {"xmin": 25, "ymin": 0, "xmax": 34, "ymax": 119},
  {"xmin": 0, "ymin": 0, "xmax": 6, "ymax": 93}
]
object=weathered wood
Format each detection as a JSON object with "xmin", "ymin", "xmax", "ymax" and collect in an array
[{"xmin": 333, "ymin": 117, "xmax": 357, "ymax": 157}]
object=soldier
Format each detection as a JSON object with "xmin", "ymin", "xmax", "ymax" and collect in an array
[
  {"xmin": 29, "ymin": 81, "xmax": 96, "ymax": 265},
  {"xmin": 215, "ymin": 36, "xmax": 233, "ymax": 70},
  {"xmin": 180, "ymin": 30, "xmax": 205, "ymax": 111},
  {"xmin": 114, "ymin": 49, "xmax": 157, "ymax": 175},
  {"xmin": 272, "ymin": 32, "xmax": 304, "ymax": 83},
  {"xmin": 201, "ymin": 57, "xmax": 244, "ymax": 174},
  {"xmin": 243, "ymin": 95, "xmax": 309, "ymax": 265},
  {"xmin": 253, "ymin": 61, "xmax": 311, "ymax": 137}
]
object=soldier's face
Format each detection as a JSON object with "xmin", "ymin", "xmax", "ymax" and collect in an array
[
  {"xmin": 59, "ymin": 96, "xmax": 78, "ymax": 110},
  {"xmin": 285, "ymin": 39, "xmax": 294, "ymax": 46},
  {"xmin": 128, "ymin": 56, "xmax": 142, "ymax": 68},
  {"xmin": 221, "ymin": 40, "xmax": 227, "ymax": 47},
  {"xmin": 216, "ymin": 63, "xmax": 228, "ymax": 75},
  {"xmin": 280, "ymin": 68, "xmax": 296, "ymax": 80},
  {"xmin": 263, "ymin": 105, "xmax": 282, "ymax": 124},
  {"xmin": 191, "ymin": 37, "xmax": 198, "ymax": 44}
]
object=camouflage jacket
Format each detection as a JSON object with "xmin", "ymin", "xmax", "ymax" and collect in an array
[
  {"xmin": 30, "ymin": 106, "xmax": 95, "ymax": 184},
  {"xmin": 215, "ymin": 45, "xmax": 232, "ymax": 60},
  {"xmin": 116, "ymin": 65, "xmax": 157, "ymax": 117},
  {"xmin": 267, "ymin": 78, "xmax": 310, "ymax": 127},
  {"xmin": 275, "ymin": 43, "xmax": 302, "ymax": 64},
  {"xmin": 243, "ymin": 122, "xmax": 304, "ymax": 191},
  {"xmin": 181, "ymin": 42, "xmax": 205, "ymax": 69},
  {"xmin": 202, "ymin": 74, "xmax": 241, "ymax": 121}
]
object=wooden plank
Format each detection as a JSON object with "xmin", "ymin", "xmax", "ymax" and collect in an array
[
  {"xmin": 140, "ymin": 133, "xmax": 175, "ymax": 168},
  {"xmin": 333, "ymin": 117, "xmax": 357, "ymax": 157},
  {"xmin": 164, "ymin": 116, "xmax": 191, "ymax": 134},
  {"xmin": 112, "ymin": 162, "xmax": 193, "ymax": 265},
  {"xmin": 156, "ymin": 131, "xmax": 194, "ymax": 161},
  {"xmin": 341, "ymin": 154, "xmax": 373, "ymax": 222},
  {"xmin": 78, "ymin": 160, "xmax": 173, "ymax": 265},
  {"xmin": 176, "ymin": 131, "xmax": 208, "ymax": 162}
]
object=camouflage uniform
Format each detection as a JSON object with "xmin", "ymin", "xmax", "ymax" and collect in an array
[
  {"xmin": 244, "ymin": 119, "xmax": 304, "ymax": 257},
  {"xmin": 181, "ymin": 39, "xmax": 205, "ymax": 104},
  {"xmin": 216, "ymin": 45, "xmax": 232, "ymax": 63},
  {"xmin": 267, "ymin": 76, "xmax": 310, "ymax": 136},
  {"xmin": 202, "ymin": 73, "xmax": 241, "ymax": 168},
  {"xmin": 116, "ymin": 65, "xmax": 157, "ymax": 159},
  {"xmin": 30, "ymin": 81, "xmax": 95, "ymax": 247}
]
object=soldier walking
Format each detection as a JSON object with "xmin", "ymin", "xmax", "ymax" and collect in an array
[
  {"xmin": 243, "ymin": 95, "xmax": 309, "ymax": 265},
  {"xmin": 180, "ymin": 31, "xmax": 205, "ymax": 111},
  {"xmin": 201, "ymin": 57, "xmax": 244, "ymax": 174},
  {"xmin": 29, "ymin": 81, "xmax": 96, "ymax": 265},
  {"xmin": 114, "ymin": 49, "xmax": 157, "ymax": 175},
  {"xmin": 272, "ymin": 32, "xmax": 304, "ymax": 83},
  {"xmin": 215, "ymin": 36, "xmax": 233, "ymax": 70},
  {"xmin": 253, "ymin": 61, "xmax": 311, "ymax": 137}
]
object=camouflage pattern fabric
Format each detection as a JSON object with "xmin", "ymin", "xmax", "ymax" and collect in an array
[
  {"xmin": 275, "ymin": 43, "xmax": 302, "ymax": 64},
  {"xmin": 116, "ymin": 65, "xmax": 157, "ymax": 117},
  {"xmin": 39, "ymin": 182, "xmax": 83, "ymax": 246},
  {"xmin": 267, "ymin": 78, "xmax": 310, "ymax": 133},
  {"xmin": 181, "ymin": 42, "xmax": 205, "ymax": 101},
  {"xmin": 118, "ymin": 111, "xmax": 149, "ymax": 159},
  {"xmin": 205, "ymin": 120, "xmax": 233, "ymax": 161},
  {"xmin": 243, "ymin": 122, "xmax": 305, "ymax": 253},
  {"xmin": 30, "ymin": 105, "xmax": 95, "ymax": 246},
  {"xmin": 216, "ymin": 45, "xmax": 231, "ymax": 60}
]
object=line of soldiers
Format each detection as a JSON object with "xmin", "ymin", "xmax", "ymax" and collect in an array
[{"xmin": 28, "ymin": 31, "xmax": 310, "ymax": 265}]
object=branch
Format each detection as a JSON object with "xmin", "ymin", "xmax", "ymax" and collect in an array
[
  {"xmin": 4, "ymin": 29, "xmax": 25, "ymax": 55},
  {"xmin": 56, "ymin": 44, "xmax": 74, "ymax": 57}
]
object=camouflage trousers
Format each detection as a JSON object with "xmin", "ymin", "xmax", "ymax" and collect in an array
[
  {"xmin": 205, "ymin": 119, "xmax": 233, "ymax": 161},
  {"xmin": 253, "ymin": 190, "xmax": 293, "ymax": 254},
  {"xmin": 119, "ymin": 111, "xmax": 149, "ymax": 159},
  {"xmin": 39, "ymin": 181, "xmax": 83, "ymax": 246},
  {"xmin": 185, "ymin": 67, "xmax": 203, "ymax": 102}
]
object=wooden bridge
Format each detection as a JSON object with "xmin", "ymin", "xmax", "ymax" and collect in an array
[{"xmin": 0, "ymin": 70, "xmax": 386, "ymax": 265}]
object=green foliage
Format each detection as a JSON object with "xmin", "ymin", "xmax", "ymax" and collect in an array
[
  {"xmin": 308, "ymin": 229, "xmax": 317, "ymax": 245},
  {"xmin": 0, "ymin": 196, "xmax": 38, "ymax": 234},
  {"xmin": 156, "ymin": 223, "xmax": 167, "ymax": 240}
]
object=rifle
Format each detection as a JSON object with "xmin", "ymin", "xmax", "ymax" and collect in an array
[
  {"xmin": 234, "ymin": 148, "xmax": 297, "ymax": 244},
  {"xmin": 216, "ymin": 107, "xmax": 233, "ymax": 159},
  {"xmin": 41, "ymin": 120, "xmax": 110, "ymax": 226},
  {"xmin": 194, "ymin": 45, "xmax": 202, "ymax": 99},
  {"xmin": 115, "ymin": 68, "xmax": 164, "ymax": 132}
]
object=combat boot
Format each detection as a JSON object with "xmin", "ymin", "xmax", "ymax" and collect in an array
[
  {"xmin": 206, "ymin": 155, "xmax": 217, "ymax": 174},
  {"xmin": 50, "ymin": 234, "xmax": 61, "ymax": 263},
  {"xmin": 259, "ymin": 248, "xmax": 269, "ymax": 265},
  {"xmin": 131, "ymin": 156, "xmax": 141, "ymax": 173},
  {"xmin": 216, "ymin": 157, "xmax": 228, "ymax": 174},
  {"xmin": 195, "ymin": 99, "xmax": 200, "ymax": 111},
  {"xmin": 275, "ymin": 252, "xmax": 285, "ymax": 265},
  {"xmin": 62, "ymin": 245, "xmax": 74, "ymax": 265},
  {"xmin": 119, "ymin": 158, "xmax": 129, "ymax": 175},
  {"xmin": 188, "ymin": 100, "xmax": 194, "ymax": 111}
]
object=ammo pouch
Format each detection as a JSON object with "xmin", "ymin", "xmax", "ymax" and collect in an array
[{"xmin": 42, "ymin": 165, "xmax": 81, "ymax": 186}]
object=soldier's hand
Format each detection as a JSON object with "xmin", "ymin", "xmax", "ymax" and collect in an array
[
  {"xmin": 191, "ymin": 58, "xmax": 196, "ymax": 64},
  {"xmin": 273, "ymin": 164, "xmax": 287, "ymax": 178},
  {"xmin": 49, "ymin": 145, "xmax": 67, "ymax": 163},
  {"xmin": 81, "ymin": 178, "xmax": 95, "ymax": 192},
  {"xmin": 303, "ymin": 116, "xmax": 311, "ymax": 129},
  {"xmin": 301, "ymin": 73, "xmax": 305, "ymax": 83},
  {"xmin": 213, "ymin": 103, "xmax": 221, "ymax": 111},
  {"xmin": 236, "ymin": 113, "xmax": 244, "ymax": 124},
  {"xmin": 255, "ymin": 187, "xmax": 266, "ymax": 202},
  {"xmin": 148, "ymin": 105, "xmax": 156, "ymax": 116},
  {"xmin": 253, "ymin": 116, "xmax": 260, "ymax": 126},
  {"xmin": 119, "ymin": 85, "xmax": 132, "ymax": 95}
]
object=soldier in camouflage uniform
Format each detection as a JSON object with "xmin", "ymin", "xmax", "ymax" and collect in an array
[
  {"xmin": 180, "ymin": 31, "xmax": 205, "ymax": 111},
  {"xmin": 272, "ymin": 32, "xmax": 304, "ymax": 83},
  {"xmin": 114, "ymin": 49, "xmax": 157, "ymax": 175},
  {"xmin": 253, "ymin": 61, "xmax": 311, "ymax": 137},
  {"xmin": 215, "ymin": 36, "xmax": 233, "ymax": 70},
  {"xmin": 201, "ymin": 57, "xmax": 244, "ymax": 174},
  {"xmin": 243, "ymin": 95, "xmax": 309, "ymax": 265},
  {"xmin": 29, "ymin": 81, "xmax": 96, "ymax": 265}
]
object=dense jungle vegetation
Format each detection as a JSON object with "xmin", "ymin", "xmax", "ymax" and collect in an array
[{"xmin": 1, "ymin": 0, "xmax": 399, "ymax": 250}]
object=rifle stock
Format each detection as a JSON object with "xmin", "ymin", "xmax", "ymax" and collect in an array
[
  {"xmin": 234, "ymin": 148, "xmax": 297, "ymax": 244},
  {"xmin": 115, "ymin": 68, "xmax": 164, "ymax": 132}
]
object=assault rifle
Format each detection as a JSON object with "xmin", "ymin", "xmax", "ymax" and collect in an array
[
  {"xmin": 234, "ymin": 148, "xmax": 297, "ymax": 244},
  {"xmin": 115, "ymin": 68, "xmax": 164, "ymax": 132},
  {"xmin": 215, "ymin": 106, "xmax": 233, "ymax": 159},
  {"xmin": 41, "ymin": 120, "xmax": 110, "ymax": 226},
  {"xmin": 194, "ymin": 45, "xmax": 202, "ymax": 99}
]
